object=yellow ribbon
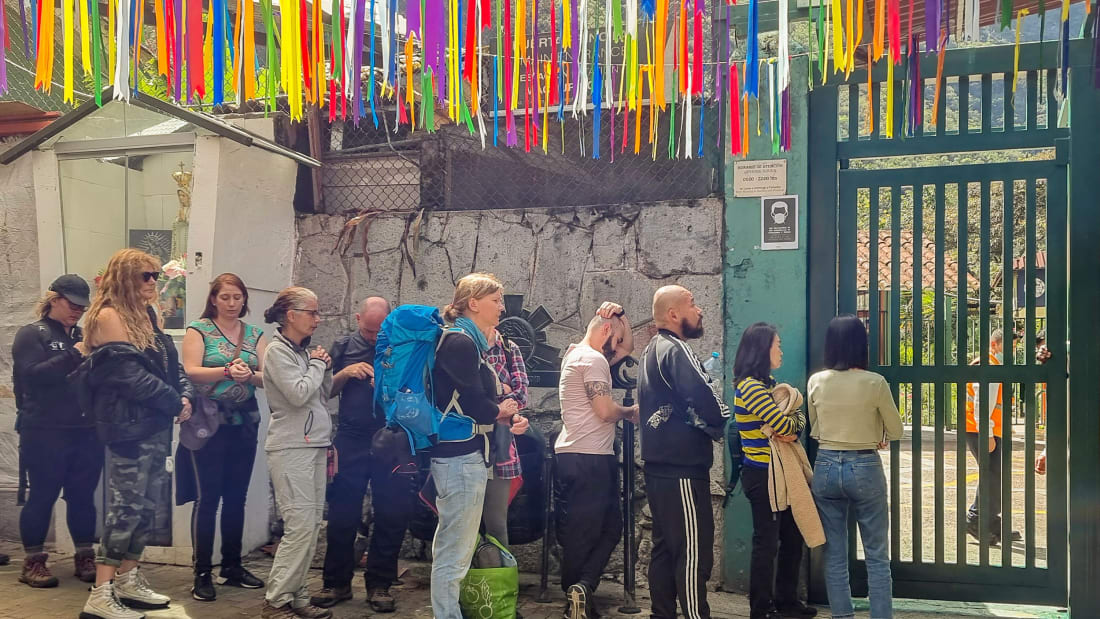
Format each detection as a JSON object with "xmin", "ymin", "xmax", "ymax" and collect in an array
[
  {"xmin": 407, "ymin": 37, "xmax": 416, "ymax": 125},
  {"xmin": 63, "ymin": 0, "xmax": 74, "ymax": 102},
  {"xmin": 281, "ymin": 0, "xmax": 303, "ymax": 120},
  {"xmin": 155, "ymin": 0, "xmax": 168, "ymax": 78},
  {"xmin": 885, "ymin": 58, "xmax": 894, "ymax": 139},
  {"xmin": 79, "ymin": 0, "xmax": 92, "ymax": 75},
  {"xmin": 844, "ymin": 0, "xmax": 853, "ymax": 78},
  {"xmin": 543, "ymin": 60, "xmax": 550, "ymax": 153},
  {"xmin": 1013, "ymin": 9, "xmax": 1029, "ymax": 94},
  {"xmin": 108, "ymin": 0, "xmax": 117, "ymax": 86},
  {"xmin": 866, "ymin": 45, "xmax": 873, "ymax": 135},
  {"xmin": 831, "ymin": 0, "xmax": 845, "ymax": 73},
  {"xmin": 563, "ymin": 0, "xmax": 572, "ymax": 49}
]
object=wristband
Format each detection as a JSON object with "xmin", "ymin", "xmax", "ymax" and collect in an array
[{"xmin": 223, "ymin": 364, "xmax": 231, "ymax": 378}]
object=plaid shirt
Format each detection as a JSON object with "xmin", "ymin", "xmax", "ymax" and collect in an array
[{"xmin": 486, "ymin": 336, "xmax": 529, "ymax": 478}]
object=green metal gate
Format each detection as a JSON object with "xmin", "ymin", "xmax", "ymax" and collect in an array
[{"xmin": 806, "ymin": 41, "xmax": 1091, "ymax": 606}]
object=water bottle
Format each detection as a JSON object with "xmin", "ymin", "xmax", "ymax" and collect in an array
[{"xmin": 702, "ymin": 352, "xmax": 721, "ymax": 381}]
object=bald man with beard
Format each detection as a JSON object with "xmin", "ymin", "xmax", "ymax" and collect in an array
[
  {"xmin": 637, "ymin": 285, "xmax": 729, "ymax": 619},
  {"xmin": 311, "ymin": 298, "xmax": 412, "ymax": 613}
]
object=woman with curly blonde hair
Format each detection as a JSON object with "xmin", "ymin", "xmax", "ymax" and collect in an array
[{"xmin": 74, "ymin": 248, "xmax": 194, "ymax": 619}]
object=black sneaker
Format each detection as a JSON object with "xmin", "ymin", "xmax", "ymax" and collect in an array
[
  {"xmin": 966, "ymin": 518, "xmax": 982, "ymax": 541},
  {"xmin": 309, "ymin": 585, "xmax": 352, "ymax": 609},
  {"xmin": 777, "ymin": 601, "xmax": 818, "ymax": 617},
  {"xmin": 192, "ymin": 571, "xmax": 216, "ymax": 602},
  {"xmin": 218, "ymin": 565, "xmax": 264, "ymax": 589}
]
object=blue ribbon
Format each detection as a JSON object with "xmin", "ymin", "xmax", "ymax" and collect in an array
[{"xmin": 592, "ymin": 34, "xmax": 603, "ymax": 159}]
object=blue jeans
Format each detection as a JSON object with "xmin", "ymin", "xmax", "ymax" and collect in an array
[
  {"xmin": 430, "ymin": 451, "xmax": 489, "ymax": 619},
  {"xmin": 811, "ymin": 450, "xmax": 892, "ymax": 619}
]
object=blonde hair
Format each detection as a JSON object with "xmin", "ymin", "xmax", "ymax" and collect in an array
[
  {"xmin": 34, "ymin": 291, "xmax": 64, "ymax": 320},
  {"xmin": 264, "ymin": 286, "xmax": 318, "ymax": 326},
  {"xmin": 84, "ymin": 249, "xmax": 162, "ymax": 351},
  {"xmin": 443, "ymin": 273, "xmax": 503, "ymax": 322}
]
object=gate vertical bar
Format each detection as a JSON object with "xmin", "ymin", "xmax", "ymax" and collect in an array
[
  {"xmin": 978, "ymin": 179, "xmax": 992, "ymax": 567},
  {"xmin": 1066, "ymin": 61, "xmax": 1100, "ymax": 617},
  {"xmin": 934, "ymin": 182, "xmax": 946, "ymax": 565},
  {"xmin": 890, "ymin": 186, "xmax": 903, "ymax": 562},
  {"xmin": 1001, "ymin": 175, "xmax": 1014, "ymax": 569},
  {"xmin": 870, "ymin": 188, "xmax": 881, "ymax": 366},
  {"xmin": 1024, "ymin": 178, "xmax": 1037, "ymax": 570},
  {"xmin": 912, "ymin": 184, "xmax": 924, "ymax": 560},
  {"xmin": 808, "ymin": 85, "xmax": 841, "ymax": 372},
  {"xmin": 1045, "ymin": 160, "xmax": 1068, "ymax": 602},
  {"xmin": 956, "ymin": 181, "xmax": 969, "ymax": 564}
]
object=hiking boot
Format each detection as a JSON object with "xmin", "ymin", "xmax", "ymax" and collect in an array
[
  {"xmin": 74, "ymin": 549, "xmax": 97, "ymax": 583},
  {"xmin": 114, "ymin": 566, "xmax": 170, "ymax": 609},
  {"xmin": 566, "ymin": 584, "xmax": 589, "ymax": 619},
  {"xmin": 79, "ymin": 582, "xmax": 145, "ymax": 619},
  {"xmin": 309, "ymin": 585, "xmax": 352, "ymax": 608},
  {"xmin": 777, "ymin": 601, "xmax": 819, "ymax": 617},
  {"xmin": 191, "ymin": 571, "xmax": 216, "ymax": 601},
  {"xmin": 19, "ymin": 552, "xmax": 59, "ymax": 588},
  {"xmin": 291, "ymin": 603, "xmax": 333, "ymax": 618},
  {"xmin": 367, "ymin": 587, "xmax": 396, "ymax": 613},
  {"xmin": 261, "ymin": 602, "xmax": 299, "ymax": 619},
  {"xmin": 0, "ymin": 553, "xmax": 9, "ymax": 566},
  {"xmin": 218, "ymin": 565, "xmax": 265, "ymax": 589}
]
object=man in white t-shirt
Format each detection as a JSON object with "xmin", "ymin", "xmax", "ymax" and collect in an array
[{"xmin": 555, "ymin": 303, "xmax": 638, "ymax": 619}]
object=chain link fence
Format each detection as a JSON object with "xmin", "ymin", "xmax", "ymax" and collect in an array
[{"xmin": 320, "ymin": 100, "xmax": 723, "ymax": 214}]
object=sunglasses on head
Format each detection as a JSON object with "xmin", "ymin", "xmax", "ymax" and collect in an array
[{"xmin": 141, "ymin": 271, "xmax": 160, "ymax": 282}]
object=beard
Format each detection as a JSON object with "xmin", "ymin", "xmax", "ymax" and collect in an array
[
  {"xmin": 602, "ymin": 339, "xmax": 616, "ymax": 360},
  {"xmin": 681, "ymin": 316, "xmax": 704, "ymax": 340}
]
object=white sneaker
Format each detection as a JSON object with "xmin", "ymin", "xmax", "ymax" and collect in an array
[
  {"xmin": 114, "ymin": 567, "xmax": 170, "ymax": 609},
  {"xmin": 79, "ymin": 582, "xmax": 145, "ymax": 619}
]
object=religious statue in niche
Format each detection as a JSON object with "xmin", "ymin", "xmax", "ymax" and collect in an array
[{"xmin": 159, "ymin": 163, "xmax": 192, "ymax": 329}]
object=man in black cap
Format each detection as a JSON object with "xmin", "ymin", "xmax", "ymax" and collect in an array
[{"xmin": 11, "ymin": 274, "xmax": 101, "ymax": 587}]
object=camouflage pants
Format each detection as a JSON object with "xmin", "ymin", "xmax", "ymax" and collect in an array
[{"xmin": 97, "ymin": 429, "xmax": 172, "ymax": 566}]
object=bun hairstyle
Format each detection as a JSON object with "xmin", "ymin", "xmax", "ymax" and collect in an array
[
  {"xmin": 264, "ymin": 286, "xmax": 318, "ymax": 326},
  {"xmin": 443, "ymin": 273, "xmax": 503, "ymax": 323}
]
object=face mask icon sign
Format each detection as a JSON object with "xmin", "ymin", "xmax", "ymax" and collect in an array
[{"xmin": 771, "ymin": 202, "xmax": 790, "ymax": 225}]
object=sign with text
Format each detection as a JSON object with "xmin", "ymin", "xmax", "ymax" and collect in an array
[
  {"xmin": 733, "ymin": 159, "xmax": 788, "ymax": 197},
  {"xmin": 761, "ymin": 195, "xmax": 799, "ymax": 250}
]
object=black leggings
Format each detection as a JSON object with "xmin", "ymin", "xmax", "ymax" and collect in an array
[
  {"xmin": 187, "ymin": 424, "xmax": 258, "ymax": 573},
  {"xmin": 742, "ymin": 464, "xmax": 804, "ymax": 618},
  {"xmin": 19, "ymin": 427, "xmax": 104, "ymax": 553}
]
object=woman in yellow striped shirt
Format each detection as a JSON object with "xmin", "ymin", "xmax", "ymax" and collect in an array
[{"xmin": 733, "ymin": 323, "xmax": 815, "ymax": 619}]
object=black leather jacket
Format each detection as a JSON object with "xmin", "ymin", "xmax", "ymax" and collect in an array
[{"xmin": 72, "ymin": 342, "xmax": 195, "ymax": 444}]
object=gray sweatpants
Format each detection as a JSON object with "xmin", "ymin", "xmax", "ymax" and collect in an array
[{"xmin": 265, "ymin": 447, "xmax": 327, "ymax": 608}]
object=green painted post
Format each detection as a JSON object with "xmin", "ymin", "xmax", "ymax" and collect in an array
[
  {"xmin": 1066, "ymin": 51, "xmax": 1100, "ymax": 618},
  {"xmin": 722, "ymin": 60, "xmax": 812, "ymax": 595}
]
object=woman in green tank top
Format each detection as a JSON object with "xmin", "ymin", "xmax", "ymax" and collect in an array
[{"xmin": 179, "ymin": 273, "xmax": 268, "ymax": 601}]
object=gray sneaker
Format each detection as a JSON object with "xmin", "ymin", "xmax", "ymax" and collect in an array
[
  {"xmin": 291, "ymin": 603, "xmax": 333, "ymax": 618},
  {"xmin": 79, "ymin": 582, "xmax": 145, "ymax": 619}
]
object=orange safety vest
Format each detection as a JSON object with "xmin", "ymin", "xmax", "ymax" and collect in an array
[{"xmin": 965, "ymin": 352, "xmax": 1003, "ymax": 437}]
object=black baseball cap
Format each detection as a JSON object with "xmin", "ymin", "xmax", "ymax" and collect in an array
[{"xmin": 49, "ymin": 274, "xmax": 91, "ymax": 307}]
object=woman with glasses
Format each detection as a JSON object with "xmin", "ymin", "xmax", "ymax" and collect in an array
[
  {"xmin": 260, "ymin": 287, "xmax": 334, "ymax": 619},
  {"xmin": 179, "ymin": 273, "xmax": 267, "ymax": 601},
  {"xmin": 11, "ymin": 274, "xmax": 99, "ymax": 588},
  {"xmin": 75, "ymin": 250, "xmax": 195, "ymax": 619}
]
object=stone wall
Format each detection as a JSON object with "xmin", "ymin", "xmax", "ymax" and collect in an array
[
  {"xmin": 293, "ymin": 197, "xmax": 728, "ymax": 589},
  {"xmin": 0, "ymin": 138, "xmax": 42, "ymax": 539}
]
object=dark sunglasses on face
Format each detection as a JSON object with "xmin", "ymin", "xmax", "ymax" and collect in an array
[
  {"xmin": 141, "ymin": 271, "xmax": 160, "ymax": 282},
  {"xmin": 65, "ymin": 299, "xmax": 86, "ymax": 312}
]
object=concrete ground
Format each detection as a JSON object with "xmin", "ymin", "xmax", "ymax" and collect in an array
[{"xmin": 0, "ymin": 540, "xmax": 1067, "ymax": 619}]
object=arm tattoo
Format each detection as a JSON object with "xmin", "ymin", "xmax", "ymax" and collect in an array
[{"xmin": 584, "ymin": 381, "xmax": 612, "ymax": 401}]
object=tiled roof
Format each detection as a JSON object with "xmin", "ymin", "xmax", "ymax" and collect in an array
[{"xmin": 856, "ymin": 230, "xmax": 980, "ymax": 292}]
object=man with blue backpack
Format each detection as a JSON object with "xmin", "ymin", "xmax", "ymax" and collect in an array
[{"xmin": 310, "ymin": 297, "xmax": 414, "ymax": 614}]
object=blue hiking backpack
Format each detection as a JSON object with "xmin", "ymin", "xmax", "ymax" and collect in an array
[{"xmin": 374, "ymin": 305, "xmax": 493, "ymax": 454}]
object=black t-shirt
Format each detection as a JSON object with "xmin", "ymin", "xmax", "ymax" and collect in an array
[
  {"xmin": 330, "ymin": 331, "xmax": 380, "ymax": 440},
  {"xmin": 429, "ymin": 332, "xmax": 500, "ymax": 458}
]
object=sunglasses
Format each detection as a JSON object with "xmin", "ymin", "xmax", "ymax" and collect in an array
[{"xmin": 141, "ymin": 271, "xmax": 161, "ymax": 282}]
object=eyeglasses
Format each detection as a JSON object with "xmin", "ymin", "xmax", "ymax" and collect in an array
[
  {"xmin": 292, "ymin": 308, "xmax": 320, "ymax": 317},
  {"xmin": 141, "ymin": 271, "xmax": 161, "ymax": 282}
]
